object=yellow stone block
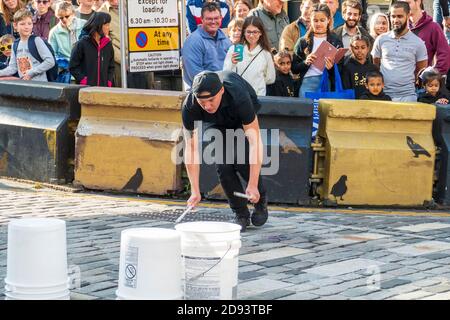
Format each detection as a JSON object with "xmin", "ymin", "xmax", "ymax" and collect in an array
[
  {"xmin": 74, "ymin": 88, "xmax": 186, "ymax": 195},
  {"xmin": 317, "ymin": 99, "xmax": 436, "ymax": 206}
]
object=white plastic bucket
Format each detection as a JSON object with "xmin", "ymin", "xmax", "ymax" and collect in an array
[
  {"xmin": 116, "ymin": 228, "xmax": 182, "ymax": 300},
  {"xmin": 5, "ymin": 290, "xmax": 70, "ymax": 300},
  {"xmin": 5, "ymin": 218, "xmax": 69, "ymax": 292},
  {"xmin": 175, "ymin": 222, "xmax": 241, "ymax": 300},
  {"xmin": 5, "ymin": 279, "xmax": 69, "ymax": 295}
]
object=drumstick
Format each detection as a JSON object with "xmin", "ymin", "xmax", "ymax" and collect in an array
[
  {"xmin": 175, "ymin": 206, "xmax": 194, "ymax": 224},
  {"xmin": 233, "ymin": 192, "xmax": 251, "ymax": 199}
]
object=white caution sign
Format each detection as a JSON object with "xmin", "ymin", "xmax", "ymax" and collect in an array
[{"xmin": 127, "ymin": 0, "xmax": 180, "ymax": 72}]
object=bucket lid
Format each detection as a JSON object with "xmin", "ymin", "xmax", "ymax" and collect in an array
[
  {"xmin": 121, "ymin": 228, "xmax": 180, "ymax": 241},
  {"xmin": 8, "ymin": 218, "xmax": 66, "ymax": 232},
  {"xmin": 175, "ymin": 221, "xmax": 241, "ymax": 234}
]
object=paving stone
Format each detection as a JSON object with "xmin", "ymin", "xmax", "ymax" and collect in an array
[
  {"xmin": 259, "ymin": 257, "xmax": 300, "ymax": 268},
  {"xmin": 78, "ymin": 281, "xmax": 117, "ymax": 293},
  {"xmin": 244, "ymin": 289, "xmax": 295, "ymax": 300},
  {"xmin": 284, "ymin": 273, "xmax": 326, "ymax": 284},
  {"xmin": 380, "ymin": 279, "xmax": 411, "ymax": 289},
  {"xmin": 389, "ymin": 241, "xmax": 450, "ymax": 256},
  {"xmin": 240, "ymin": 247, "xmax": 310, "ymax": 263},
  {"xmin": 390, "ymin": 290, "xmax": 434, "ymax": 300},
  {"xmin": 341, "ymin": 286, "xmax": 379, "ymax": 298},
  {"xmin": 395, "ymin": 223, "xmax": 450, "ymax": 233},
  {"xmin": 70, "ymin": 292, "xmax": 99, "ymax": 300},
  {"xmin": 238, "ymin": 279, "xmax": 294, "ymax": 297},
  {"xmin": 304, "ymin": 259, "xmax": 385, "ymax": 277},
  {"xmin": 396, "ymin": 273, "xmax": 430, "ymax": 282},
  {"xmin": 279, "ymin": 292, "xmax": 319, "ymax": 300},
  {"xmin": 238, "ymin": 271, "xmax": 266, "ymax": 281},
  {"xmin": 361, "ymin": 290, "xmax": 397, "ymax": 300},
  {"xmin": 317, "ymin": 295, "xmax": 350, "ymax": 300},
  {"xmin": 422, "ymin": 284, "xmax": 450, "ymax": 294},
  {"xmin": 421, "ymin": 291, "xmax": 450, "ymax": 300}
]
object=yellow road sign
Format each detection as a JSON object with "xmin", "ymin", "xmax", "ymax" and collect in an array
[{"xmin": 128, "ymin": 27, "xmax": 179, "ymax": 52}]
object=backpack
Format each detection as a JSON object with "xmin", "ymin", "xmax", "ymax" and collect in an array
[{"xmin": 13, "ymin": 35, "xmax": 59, "ymax": 82}]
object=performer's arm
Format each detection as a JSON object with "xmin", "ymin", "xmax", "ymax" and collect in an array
[
  {"xmin": 184, "ymin": 128, "xmax": 201, "ymax": 208},
  {"xmin": 243, "ymin": 117, "xmax": 263, "ymax": 204}
]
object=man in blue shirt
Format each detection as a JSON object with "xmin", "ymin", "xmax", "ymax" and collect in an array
[
  {"xmin": 182, "ymin": 1, "xmax": 232, "ymax": 89},
  {"xmin": 321, "ymin": 0, "xmax": 345, "ymax": 29}
]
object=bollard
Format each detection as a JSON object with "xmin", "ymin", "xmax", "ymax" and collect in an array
[
  {"xmin": 0, "ymin": 81, "xmax": 82, "ymax": 183},
  {"xmin": 74, "ymin": 87, "xmax": 185, "ymax": 195}
]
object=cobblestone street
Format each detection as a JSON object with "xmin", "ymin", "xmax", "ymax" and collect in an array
[{"xmin": 1, "ymin": 178, "xmax": 450, "ymax": 300}]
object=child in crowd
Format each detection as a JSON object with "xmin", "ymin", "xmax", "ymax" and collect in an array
[
  {"xmin": 0, "ymin": 34, "xmax": 14, "ymax": 70},
  {"xmin": 227, "ymin": 18, "xmax": 244, "ymax": 44},
  {"xmin": 341, "ymin": 35, "xmax": 378, "ymax": 98},
  {"xmin": 0, "ymin": 9, "xmax": 55, "ymax": 81},
  {"xmin": 69, "ymin": 12, "xmax": 115, "ymax": 86},
  {"xmin": 292, "ymin": 3, "xmax": 343, "ymax": 97},
  {"xmin": 223, "ymin": 16, "xmax": 275, "ymax": 96},
  {"xmin": 359, "ymin": 70, "xmax": 392, "ymax": 100},
  {"xmin": 418, "ymin": 69, "xmax": 449, "ymax": 104},
  {"xmin": 267, "ymin": 50, "xmax": 299, "ymax": 97}
]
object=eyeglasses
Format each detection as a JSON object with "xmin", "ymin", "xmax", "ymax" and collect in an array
[
  {"xmin": 203, "ymin": 17, "xmax": 221, "ymax": 22},
  {"xmin": 245, "ymin": 30, "xmax": 261, "ymax": 35},
  {"xmin": 36, "ymin": 0, "xmax": 50, "ymax": 4},
  {"xmin": 0, "ymin": 44, "xmax": 12, "ymax": 52},
  {"xmin": 58, "ymin": 15, "xmax": 71, "ymax": 21}
]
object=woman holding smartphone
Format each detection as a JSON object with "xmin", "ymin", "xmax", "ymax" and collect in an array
[{"xmin": 223, "ymin": 16, "xmax": 275, "ymax": 96}]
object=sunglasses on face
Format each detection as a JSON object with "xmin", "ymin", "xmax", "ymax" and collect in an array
[
  {"xmin": 36, "ymin": 0, "xmax": 50, "ymax": 4},
  {"xmin": 58, "ymin": 15, "xmax": 71, "ymax": 21},
  {"xmin": 0, "ymin": 44, "xmax": 12, "ymax": 52}
]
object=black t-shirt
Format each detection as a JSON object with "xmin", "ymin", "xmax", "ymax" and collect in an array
[{"xmin": 182, "ymin": 71, "xmax": 261, "ymax": 131}]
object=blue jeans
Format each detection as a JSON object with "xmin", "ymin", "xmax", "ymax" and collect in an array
[
  {"xmin": 299, "ymin": 75, "xmax": 322, "ymax": 98},
  {"xmin": 434, "ymin": 0, "xmax": 450, "ymax": 24}
]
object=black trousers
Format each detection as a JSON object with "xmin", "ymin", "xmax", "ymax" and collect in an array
[{"xmin": 206, "ymin": 125, "xmax": 266, "ymax": 219}]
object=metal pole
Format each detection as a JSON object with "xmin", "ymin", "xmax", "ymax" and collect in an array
[
  {"xmin": 119, "ymin": 0, "xmax": 128, "ymax": 88},
  {"xmin": 180, "ymin": 0, "xmax": 187, "ymax": 92}
]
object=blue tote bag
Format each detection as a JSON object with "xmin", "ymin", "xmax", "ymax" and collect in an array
[{"xmin": 305, "ymin": 64, "xmax": 355, "ymax": 138}]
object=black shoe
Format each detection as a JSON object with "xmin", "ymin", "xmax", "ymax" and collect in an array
[
  {"xmin": 233, "ymin": 217, "xmax": 250, "ymax": 232},
  {"xmin": 251, "ymin": 197, "xmax": 268, "ymax": 227}
]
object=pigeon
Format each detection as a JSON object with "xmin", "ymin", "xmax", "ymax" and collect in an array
[
  {"xmin": 330, "ymin": 175, "xmax": 347, "ymax": 201},
  {"xmin": 122, "ymin": 168, "xmax": 143, "ymax": 192},
  {"xmin": 406, "ymin": 136, "xmax": 431, "ymax": 158}
]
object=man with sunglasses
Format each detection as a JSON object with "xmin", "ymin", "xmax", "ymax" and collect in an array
[
  {"xmin": 181, "ymin": 70, "xmax": 269, "ymax": 232},
  {"xmin": 32, "ymin": 0, "xmax": 57, "ymax": 41}
]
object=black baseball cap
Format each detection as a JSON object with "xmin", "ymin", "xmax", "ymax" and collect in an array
[{"xmin": 191, "ymin": 71, "xmax": 223, "ymax": 99}]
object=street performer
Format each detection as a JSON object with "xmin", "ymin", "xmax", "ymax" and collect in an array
[{"xmin": 181, "ymin": 70, "xmax": 269, "ymax": 232}]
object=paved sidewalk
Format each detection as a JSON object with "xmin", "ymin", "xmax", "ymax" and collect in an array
[{"xmin": 1, "ymin": 178, "xmax": 450, "ymax": 300}]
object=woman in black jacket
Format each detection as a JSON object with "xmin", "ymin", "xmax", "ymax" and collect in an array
[
  {"xmin": 69, "ymin": 11, "xmax": 114, "ymax": 87},
  {"xmin": 292, "ymin": 3, "xmax": 343, "ymax": 97}
]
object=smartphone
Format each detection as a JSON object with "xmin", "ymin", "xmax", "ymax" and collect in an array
[{"xmin": 234, "ymin": 44, "xmax": 244, "ymax": 62}]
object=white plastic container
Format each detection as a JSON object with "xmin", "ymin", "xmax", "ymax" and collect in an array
[
  {"xmin": 5, "ymin": 218, "xmax": 69, "ymax": 299},
  {"xmin": 175, "ymin": 222, "xmax": 241, "ymax": 300},
  {"xmin": 116, "ymin": 228, "xmax": 182, "ymax": 300}
]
